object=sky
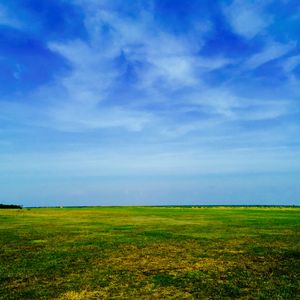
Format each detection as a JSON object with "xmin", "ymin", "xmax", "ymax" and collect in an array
[{"xmin": 0, "ymin": 0, "xmax": 300, "ymax": 207}]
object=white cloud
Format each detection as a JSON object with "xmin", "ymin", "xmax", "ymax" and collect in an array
[
  {"xmin": 245, "ymin": 41, "xmax": 295, "ymax": 69},
  {"xmin": 283, "ymin": 54, "xmax": 300, "ymax": 73},
  {"xmin": 164, "ymin": 85, "xmax": 294, "ymax": 136},
  {"xmin": 38, "ymin": 2, "xmax": 212, "ymax": 132},
  {"xmin": 2, "ymin": 0, "xmax": 297, "ymax": 137},
  {"xmin": 223, "ymin": 0, "xmax": 272, "ymax": 39}
]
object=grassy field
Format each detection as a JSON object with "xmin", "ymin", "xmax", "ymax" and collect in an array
[{"xmin": 0, "ymin": 206, "xmax": 299, "ymax": 299}]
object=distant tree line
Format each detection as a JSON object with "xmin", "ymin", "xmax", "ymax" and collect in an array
[{"xmin": 0, "ymin": 204, "xmax": 23, "ymax": 209}]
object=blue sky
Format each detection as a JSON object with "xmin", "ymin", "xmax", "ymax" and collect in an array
[{"xmin": 1, "ymin": 0, "xmax": 300, "ymax": 206}]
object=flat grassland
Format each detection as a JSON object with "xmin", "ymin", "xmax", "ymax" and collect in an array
[{"xmin": 0, "ymin": 206, "xmax": 299, "ymax": 299}]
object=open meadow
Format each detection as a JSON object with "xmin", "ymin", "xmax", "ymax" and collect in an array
[{"xmin": 0, "ymin": 206, "xmax": 299, "ymax": 299}]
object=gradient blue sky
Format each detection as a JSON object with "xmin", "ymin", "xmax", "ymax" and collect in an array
[{"xmin": 1, "ymin": 0, "xmax": 300, "ymax": 207}]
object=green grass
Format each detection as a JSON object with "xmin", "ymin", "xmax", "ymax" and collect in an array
[{"xmin": 0, "ymin": 206, "xmax": 299, "ymax": 299}]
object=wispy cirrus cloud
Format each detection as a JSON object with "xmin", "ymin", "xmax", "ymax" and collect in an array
[{"xmin": 245, "ymin": 41, "xmax": 296, "ymax": 69}]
